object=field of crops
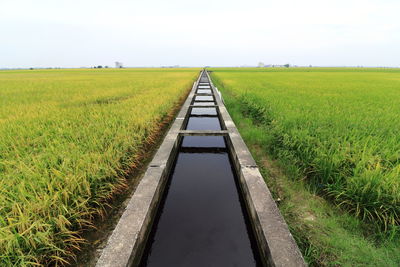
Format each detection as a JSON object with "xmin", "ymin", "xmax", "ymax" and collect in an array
[
  {"xmin": 211, "ymin": 68, "xmax": 400, "ymax": 229},
  {"xmin": 0, "ymin": 68, "xmax": 198, "ymax": 265}
]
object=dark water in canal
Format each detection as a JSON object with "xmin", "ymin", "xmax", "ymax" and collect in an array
[
  {"xmin": 186, "ymin": 117, "xmax": 221, "ymax": 131},
  {"xmin": 139, "ymin": 136, "xmax": 262, "ymax": 267},
  {"xmin": 186, "ymin": 107, "xmax": 221, "ymax": 131}
]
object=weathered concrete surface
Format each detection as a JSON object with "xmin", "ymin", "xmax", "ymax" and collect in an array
[
  {"xmin": 96, "ymin": 166, "xmax": 165, "ymax": 267},
  {"xmin": 195, "ymin": 93, "xmax": 213, "ymax": 95},
  {"xmin": 189, "ymin": 104, "xmax": 218, "ymax": 108},
  {"xmin": 206, "ymin": 71, "xmax": 306, "ymax": 267},
  {"xmin": 179, "ymin": 130, "xmax": 229, "ymax": 136}
]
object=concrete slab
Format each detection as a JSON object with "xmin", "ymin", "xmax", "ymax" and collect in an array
[{"xmin": 179, "ymin": 130, "xmax": 228, "ymax": 136}]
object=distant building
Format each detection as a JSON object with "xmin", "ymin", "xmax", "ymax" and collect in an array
[
  {"xmin": 258, "ymin": 62, "xmax": 265, "ymax": 68},
  {"xmin": 115, "ymin": 62, "xmax": 123, "ymax": 68}
]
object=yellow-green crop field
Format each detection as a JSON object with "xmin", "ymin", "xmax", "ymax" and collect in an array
[
  {"xmin": 0, "ymin": 68, "xmax": 199, "ymax": 265},
  {"xmin": 211, "ymin": 68, "xmax": 400, "ymax": 229}
]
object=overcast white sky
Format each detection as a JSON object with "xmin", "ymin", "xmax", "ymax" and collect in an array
[{"xmin": 1, "ymin": 0, "xmax": 399, "ymax": 68}]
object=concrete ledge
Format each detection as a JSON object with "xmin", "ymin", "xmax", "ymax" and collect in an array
[
  {"xmin": 206, "ymin": 71, "xmax": 306, "ymax": 267},
  {"xmin": 179, "ymin": 130, "xmax": 228, "ymax": 136},
  {"xmin": 189, "ymin": 105, "xmax": 218, "ymax": 108},
  {"xmin": 240, "ymin": 167, "xmax": 305, "ymax": 267},
  {"xmin": 96, "ymin": 166, "xmax": 166, "ymax": 267}
]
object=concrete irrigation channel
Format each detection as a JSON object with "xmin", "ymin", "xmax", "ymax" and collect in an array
[{"xmin": 96, "ymin": 70, "xmax": 305, "ymax": 267}]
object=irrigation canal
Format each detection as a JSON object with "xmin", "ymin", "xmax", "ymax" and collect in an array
[
  {"xmin": 96, "ymin": 70, "xmax": 305, "ymax": 267},
  {"xmin": 139, "ymin": 73, "xmax": 261, "ymax": 266}
]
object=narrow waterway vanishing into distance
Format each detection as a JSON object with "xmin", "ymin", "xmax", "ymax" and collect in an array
[{"xmin": 139, "ymin": 72, "xmax": 262, "ymax": 266}]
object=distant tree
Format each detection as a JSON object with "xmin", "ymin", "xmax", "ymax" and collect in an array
[
  {"xmin": 105, "ymin": 66, "xmax": 109, "ymax": 68},
  {"xmin": 284, "ymin": 64, "xmax": 290, "ymax": 68},
  {"xmin": 97, "ymin": 65, "xmax": 103, "ymax": 68},
  {"xmin": 29, "ymin": 67, "xmax": 34, "ymax": 70}
]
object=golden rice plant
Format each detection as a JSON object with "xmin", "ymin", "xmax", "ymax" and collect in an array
[{"xmin": 0, "ymin": 68, "xmax": 199, "ymax": 265}]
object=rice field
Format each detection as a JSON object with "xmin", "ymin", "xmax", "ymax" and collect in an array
[
  {"xmin": 0, "ymin": 68, "xmax": 198, "ymax": 265},
  {"xmin": 210, "ymin": 68, "xmax": 400, "ymax": 230}
]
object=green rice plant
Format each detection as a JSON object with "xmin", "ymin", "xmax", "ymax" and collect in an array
[
  {"xmin": 210, "ymin": 67, "xmax": 400, "ymax": 230},
  {"xmin": 0, "ymin": 68, "xmax": 199, "ymax": 265}
]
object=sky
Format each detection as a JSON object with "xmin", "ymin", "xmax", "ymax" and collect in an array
[{"xmin": 1, "ymin": 0, "xmax": 399, "ymax": 68}]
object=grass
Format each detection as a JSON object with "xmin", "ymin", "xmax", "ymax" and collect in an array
[
  {"xmin": 0, "ymin": 68, "xmax": 199, "ymax": 266},
  {"xmin": 210, "ymin": 68, "xmax": 400, "ymax": 265}
]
